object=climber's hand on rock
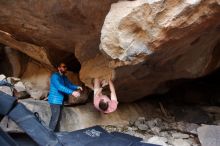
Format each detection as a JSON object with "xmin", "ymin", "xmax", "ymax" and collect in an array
[{"xmin": 101, "ymin": 80, "xmax": 108, "ymax": 87}]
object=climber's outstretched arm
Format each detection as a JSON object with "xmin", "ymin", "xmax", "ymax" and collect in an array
[
  {"xmin": 94, "ymin": 78, "xmax": 100, "ymax": 89},
  {"xmin": 109, "ymin": 80, "xmax": 117, "ymax": 101},
  {"xmin": 93, "ymin": 78, "xmax": 102, "ymax": 97}
]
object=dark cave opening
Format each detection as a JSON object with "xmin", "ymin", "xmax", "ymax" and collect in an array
[
  {"xmin": 167, "ymin": 67, "xmax": 220, "ymax": 106},
  {"xmin": 46, "ymin": 48, "xmax": 81, "ymax": 73},
  {"xmin": 141, "ymin": 67, "xmax": 220, "ymax": 124},
  {"xmin": 0, "ymin": 44, "xmax": 13, "ymax": 77}
]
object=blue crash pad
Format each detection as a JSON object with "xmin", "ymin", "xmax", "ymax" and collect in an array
[
  {"xmin": 8, "ymin": 103, "xmax": 62, "ymax": 146},
  {"xmin": 0, "ymin": 127, "xmax": 18, "ymax": 146},
  {"xmin": 0, "ymin": 91, "xmax": 16, "ymax": 116},
  {"xmin": 111, "ymin": 132, "xmax": 161, "ymax": 146},
  {"xmin": 56, "ymin": 126, "xmax": 161, "ymax": 146},
  {"xmin": 111, "ymin": 132, "xmax": 143, "ymax": 142},
  {"xmin": 56, "ymin": 126, "xmax": 111, "ymax": 146}
]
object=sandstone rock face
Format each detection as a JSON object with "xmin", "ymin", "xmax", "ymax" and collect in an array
[
  {"xmin": 80, "ymin": 54, "xmax": 116, "ymax": 89},
  {"xmin": 95, "ymin": 0, "xmax": 220, "ymax": 101},
  {"xmin": 0, "ymin": 31, "xmax": 52, "ymax": 66},
  {"xmin": 100, "ymin": 0, "xmax": 220, "ymax": 63},
  {"xmin": 0, "ymin": 0, "xmax": 118, "ymax": 67},
  {"xmin": 0, "ymin": 0, "xmax": 220, "ymax": 102},
  {"xmin": 21, "ymin": 60, "xmax": 51, "ymax": 99}
]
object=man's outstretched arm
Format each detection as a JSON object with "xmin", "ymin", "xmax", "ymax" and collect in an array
[{"xmin": 65, "ymin": 78, "xmax": 82, "ymax": 91}]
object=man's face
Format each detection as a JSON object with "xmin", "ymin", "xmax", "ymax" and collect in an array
[{"xmin": 58, "ymin": 63, "xmax": 67, "ymax": 74}]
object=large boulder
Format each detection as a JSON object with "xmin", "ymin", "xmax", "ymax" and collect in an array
[{"xmin": 81, "ymin": 0, "xmax": 220, "ymax": 101}]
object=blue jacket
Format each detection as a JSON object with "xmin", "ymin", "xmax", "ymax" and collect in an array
[{"xmin": 48, "ymin": 72, "xmax": 79, "ymax": 105}]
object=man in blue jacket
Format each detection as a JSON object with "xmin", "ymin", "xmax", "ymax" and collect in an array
[{"xmin": 48, "ymin": 62, "xmax": 82, "ymax": 131}]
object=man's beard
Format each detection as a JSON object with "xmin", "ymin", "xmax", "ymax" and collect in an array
[{"xmin": 59, "ymin": 70, "xmax": 66, "ymax": 75}]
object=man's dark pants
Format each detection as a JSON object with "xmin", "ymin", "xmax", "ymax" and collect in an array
[{"xmin": 49, "ymin": 104, "xmax": 62, "ymax": 131}]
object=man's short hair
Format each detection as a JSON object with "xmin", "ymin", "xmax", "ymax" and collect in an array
[
  {"xmin": 99, "ymin": 99, "xmax": 108, "ymax": 111},
  {"xmin": 56, "ymin": 62, "xmax": 66, "ymax": 68}
]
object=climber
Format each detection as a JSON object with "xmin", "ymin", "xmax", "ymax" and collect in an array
[
  {"xmin": 48, "ymin": 62, "xmax": 82, "ymax": 131},
  {"xmin": 93, "ymin": 78, "xmax": 118, "ymax": 114}
]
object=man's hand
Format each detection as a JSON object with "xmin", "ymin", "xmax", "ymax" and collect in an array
[
  {"xmin": 72, "ymin": 91, "xmax": 80, "ymax": 97},
  {"xmin": 77, "ymin": 86, "xmax": 83, "ymax": 91}
]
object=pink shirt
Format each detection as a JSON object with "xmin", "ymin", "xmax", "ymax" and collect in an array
[{"xmin": 94, "ymin": 88, "xmax": 118, "ymax": 113}]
